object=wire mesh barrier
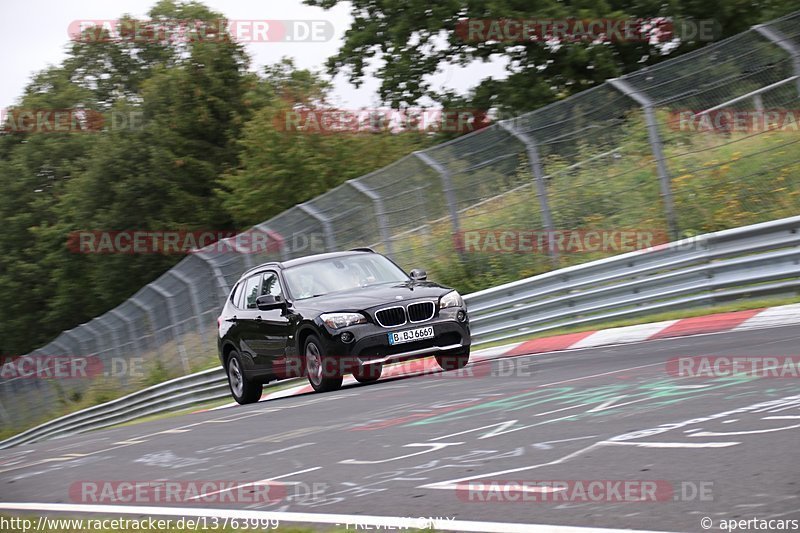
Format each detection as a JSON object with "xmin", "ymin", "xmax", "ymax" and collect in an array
[{"xmin": 2, "ymin": 12, "xmax": 799, "ymax": 434}]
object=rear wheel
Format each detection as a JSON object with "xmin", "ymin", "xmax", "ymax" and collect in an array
[
  {"xmin": 305, "ymin": 335, "xmax": 343, "ymax": 392},
  {"xmin": 353, "ymin": 362, "xmax": 383, "ymax": 384},
  {"xmin": 435, "ymin": 349, "xmax": 470, "ymax": 371},
  {"xmin": 226, "ymin": 351, "xmax": 263, "ymax": 404}
]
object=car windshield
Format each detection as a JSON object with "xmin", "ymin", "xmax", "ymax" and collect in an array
[{"xmin": 283, "ymin": 254, "xmax": 409, "ymax": 300}]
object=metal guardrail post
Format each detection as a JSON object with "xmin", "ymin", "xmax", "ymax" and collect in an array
[
  {"xmin": 81, "ymin": 321, "xmax": 103, "ymax": 357},
  {"xmin": 497, "ymin": 121, "xmax": 559, "ymax": 267},
  {"xmin": 51, "ymin": 340, "xmax": 71, "ymax": 356},
  {"xmin": 110, "ymin": 309, "xmax": 142, "ymax": 355},
  {"xmin": 168, "ymin": 269, "xmax": 206, "ymax": 334},
  {"xmin": 414, "ymin": 151, "xmax": 462, "ymax": 242},
  {"xmin": 754, "ymin": 24, "xmax": 800, "ymax": 95},
  {"xmin": 147, "ymin": 282, "xmax": 190, "ymax": 374},
  {"xmin": 608, "ymin": 78, "xmax": 680, "ymax": 240},
  {"xmin": 91, "ymin": 316, "xmax": 127, "ymax": 385},
  {"xmin": 348, "ymin": 179, "xmax": 395, "ymax": 258},
  {"xmin": 195, "ymin": 250, "xmax": 231, "ymax": 304},
  {"xmin": 256, "ymin": 223, "xmax": 290, "ymax": 262},
  {"xmin": 130, "ymin": 296, "xmax": 162, "ymax": 359},
  {"xmin": 61, "ymin": 329, "xmax": 86, "ymax": 356},
  {"xmin": 299, "ymin": 202, "xmax": 337, "ymax": 252}
]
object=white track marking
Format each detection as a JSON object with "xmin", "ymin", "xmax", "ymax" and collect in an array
[
  {"xmin": 340, "ymin": 442, "xmax": 463, "ymax": 464},
  {"xmin": 185, "ymin": 466, "xmax": 322, "ymax": 501},
  {"xmin": 570, "ymin": 320, "xmax": 678, "ymax": 349},
  {"xmin": 419, "ymin": 442, "xmax": 604, "ymax": 490},
  {"xmin": 603, "ymin": 441, "xmax": 740, "ymax": 448},
  {"xmin": 259, "ymin": 443, "xmax": 315, "ymax": 456},
  {"xmin": 689, "ymin": 423, "xmax": 800, "ymax": 437},
  {"xmin": 0, "ymin": 502, "xmax": 665, "ymax": 533},
  {"xmin": 733, "ymin": 303, "xmax": 800, "ymax": 330}
]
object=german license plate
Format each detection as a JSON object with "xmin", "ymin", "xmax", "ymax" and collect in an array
[{"xmin": 388, "ymin": 326, "xmax": 434, "ymax": 345}]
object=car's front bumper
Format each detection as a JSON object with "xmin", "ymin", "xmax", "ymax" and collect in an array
[{"xmin": 317, "ymin": 307, "xmax": 470, "ymax": 370}]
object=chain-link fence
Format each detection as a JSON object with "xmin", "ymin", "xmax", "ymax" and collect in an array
[{"xmin": 2, "ymin": 12, "xmax": 799, "ymax": 433}]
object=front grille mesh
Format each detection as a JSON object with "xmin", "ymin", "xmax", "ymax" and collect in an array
[
  {"xmin": 376, "ymin": 307, "xmax": 405, "ymax": 327},
  {"xmin": 407, "ymin": 301, "xmax": 435, "ymax": 322}
]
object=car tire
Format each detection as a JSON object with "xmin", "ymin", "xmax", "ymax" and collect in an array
[
  {"xmin": 226, "ymin": 350, "xmax": 263, "ymax": 404},
  {"xmin": 435, "ymin": 349, "xmax": 470, "ymax": 371},
  {"xmin": 305, "ymin": 334, "xmax": 343, "ymax": 392},
  {"xmin": 353, "ymin": 362, "xmax": 382, "ymax": 384}
]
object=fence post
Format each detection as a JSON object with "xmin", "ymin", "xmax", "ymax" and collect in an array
[
  {"xmin": 168, "ymin": 269, "xmax": 206, "ymax": 334},
  {"xmin": 256, "ymin": 223, "xmax": 290, "ymax": 262},
  {"xmin": 299, "ymin": 202, "xmax": 337, "ymax": 252},
  {"xmin": 110, "ymin": 309, "xmax": 142, "ymax": 356},
  {"xmin": 92, "ymin": 316, "xmax": 128, "ymax": 386},
  {"xmin": 497, "ymin": 120, "xmax": 559, "ymax": 266},
  {"xmin": 348, "ymin": 179, "xmax": 394, "ymax": 258},
  {"xmin": 130, "ymin": 296, "xmax": 162, "ymax": 360},
  {"xmin": 147, "ymin": 282, "xmax": 190, "ymax": 374},
  {"xmin": 414, "ymin": 151, "xmax": 461, "ymax": 242},
  {"xmin": 62, "ymin": 329, "xmax": 87, "ymax": 357},
  {"xmin": 81, "ymin": 321, "xmax": 103, "ymax": 358},
  {"xmin": 754, "ymin": 24, "xmax": 800, "ymax": 95},
  {"xmin": 51, "ymin": 340, "xmax": 71, "ymax": 356},
  {"xmin": 195, "ymin": 250, "xmax": 231, "ymax": 305},
  {"xmin": 608, "ymin": 78, "xmax": 680, "ymax": 240}
]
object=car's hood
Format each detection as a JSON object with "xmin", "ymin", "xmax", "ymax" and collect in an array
[{"xmin": 291, "ymin": 281, "xmax": 454, "ymax": 314}]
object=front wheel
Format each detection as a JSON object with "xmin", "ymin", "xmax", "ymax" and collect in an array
[
  {"xmin": 435, "ymin": 349, "xmax": 470, "ymax": 371},
  {"xmin": 305, "ymin": 335, "xmax": 343, "ymax": 392},
  {"xmin": 226, "ymin": 351, "xmax": 263, "ymax": 404}
]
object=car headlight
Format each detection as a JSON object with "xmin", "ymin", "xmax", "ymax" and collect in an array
[
  {"xmin": 439, "ymin": 290, "xmax": 464, "ymax": 309},
  {"xmin": 320, "ymin": 312, "xmax": 367, "ymax": 329}
]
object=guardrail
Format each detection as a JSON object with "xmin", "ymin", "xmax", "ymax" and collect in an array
[
  {"xmin": 2, "ymin": 215, "xmax": 799, "ymax": 449},
  {"xmin": 466, "ymin": 215, "xmax": 800, "ymax": 346}
]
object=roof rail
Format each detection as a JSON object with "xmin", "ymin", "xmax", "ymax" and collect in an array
[{"xmin": 349, "ymin": 247, "xmax": 376, "ymax": 253}]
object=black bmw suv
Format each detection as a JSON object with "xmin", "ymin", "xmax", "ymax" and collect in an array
[{"xmin": 217, "ymin": 249, "xmax": 471, "ymax": 403}]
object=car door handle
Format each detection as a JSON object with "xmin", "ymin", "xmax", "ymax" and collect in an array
[
  {"xmin": 227, "ymin": 316, "xmax": 239, "ymax": 323},
  {"xmin": 255, "ymin": 316, "xmax": 262, "ymax": 321}
]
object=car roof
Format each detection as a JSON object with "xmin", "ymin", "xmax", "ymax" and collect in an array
[{"xmin": 237, "ymin": 250, "xmax": 377, "ymax": 280}]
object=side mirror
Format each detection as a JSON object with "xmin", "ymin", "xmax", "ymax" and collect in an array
[
  {"xmin": 256, "ymin": 294, "xmax": 285, "ymax": 311},
  {"xmin": 409, "ymin": 268, "xmax": 427, "ymax": 281}
]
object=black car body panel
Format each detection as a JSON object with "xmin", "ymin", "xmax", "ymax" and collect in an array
[{"xmin": 217, "ymin": 251, "xmax": 470, "ymax": 389}]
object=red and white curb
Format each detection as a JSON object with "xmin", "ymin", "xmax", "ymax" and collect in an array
[{"xmin": 200, "ymin": 303, "xmax": 800, "ymax": 412}]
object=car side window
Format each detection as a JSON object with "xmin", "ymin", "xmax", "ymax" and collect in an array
[
  {"xmin": 230, "ymin": 281, "xmax": 245, "ymax": 309},
  {"xmin": 260, "ymin": 271, "xmax": 282, "ymax": 298},
  {"xmin": 243, "ymin": 275, "xmax": 261, "ymax": 309}
]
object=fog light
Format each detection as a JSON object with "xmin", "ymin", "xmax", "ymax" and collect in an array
[
  {"xmin": 457, "ymin": 310, "xmax": 467, "ymax": 322},
  {"xmin": 341, "ymin": 331, "xmax": 355, "ymax": 343}
]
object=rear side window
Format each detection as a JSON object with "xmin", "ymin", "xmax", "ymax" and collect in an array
[
  {"xmin": 242, "ymin": 275, "xmax": 261, "ymax": 309},
  {"xmin": 230, "ymin": 282, "xmax": 245, "ymax": 308}
]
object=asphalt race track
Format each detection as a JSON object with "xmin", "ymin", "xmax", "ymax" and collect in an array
[{"xmin": 1, "ymin": 326, "xmax": 799, "ymax": 532}]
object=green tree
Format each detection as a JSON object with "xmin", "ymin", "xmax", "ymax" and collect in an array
[{"xmin": 305, "ymin": 0, "xmax": 798, "ymax": 113}]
